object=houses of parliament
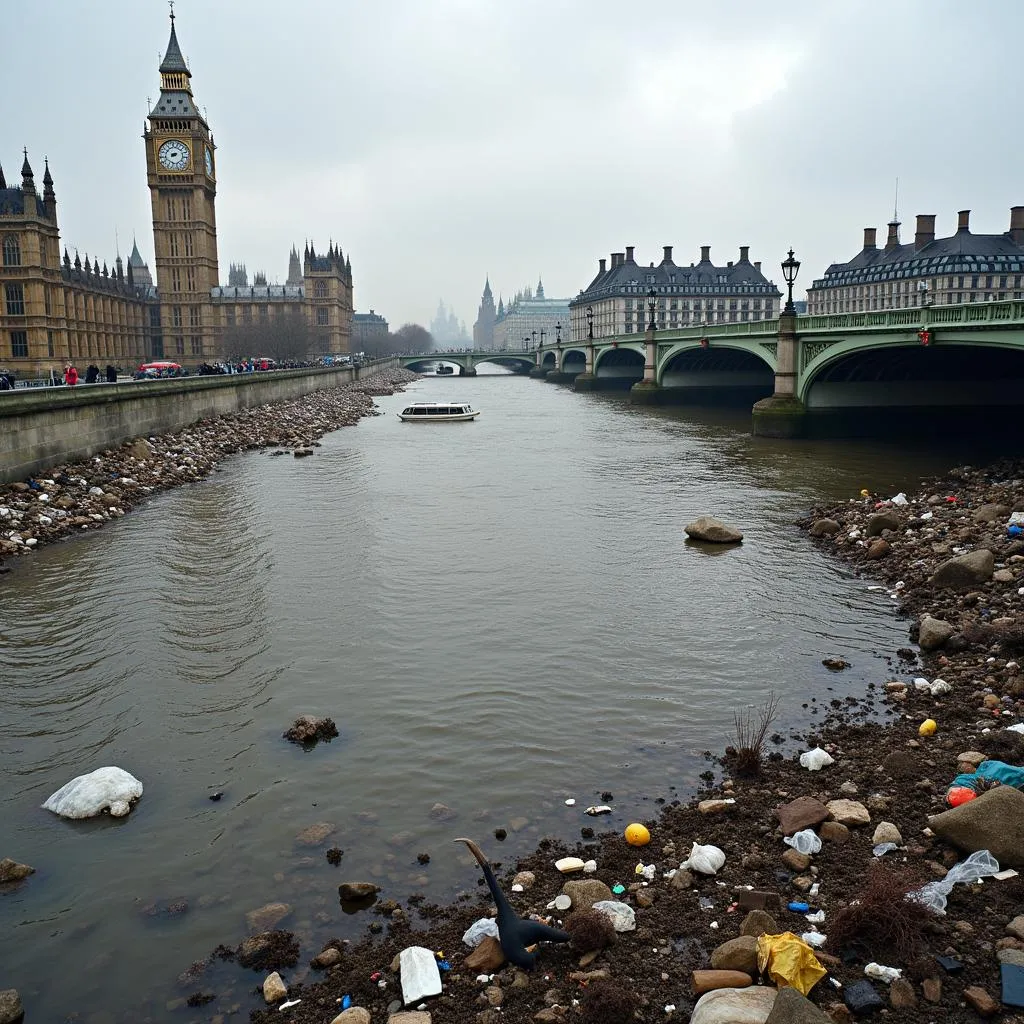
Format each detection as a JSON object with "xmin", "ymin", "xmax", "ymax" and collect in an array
[{"xmin": 0, "ymin": 14, "xmax": 353, "ymax": 376}]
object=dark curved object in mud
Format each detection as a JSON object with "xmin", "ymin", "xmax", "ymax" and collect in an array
[{"xmin": 455, "ymin": 837, "xmax": 570, "ymax": 969}]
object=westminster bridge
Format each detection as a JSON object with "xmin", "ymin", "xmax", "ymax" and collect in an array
[{"xmin": 401, "ymin": 299, "xmax": 1024, "ymax": 436}]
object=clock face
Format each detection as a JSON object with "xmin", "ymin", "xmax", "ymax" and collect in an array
[
  {"xmin": 204, "ymin": 147, "xmax": 214, "ymax": 177},
  {"xmin": 158, "ymin": 140, "xmax": 191, "ymax": 172}
]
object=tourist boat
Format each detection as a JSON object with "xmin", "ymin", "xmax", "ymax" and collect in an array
[
  {"xmin": 435, "ymin": 364, "xmax": 454, "ymax": 375},
  {"xmin": 398, "ymin": 402, "xmax": 480, "ymax": 422}
]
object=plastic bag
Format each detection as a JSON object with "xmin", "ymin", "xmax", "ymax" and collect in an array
[
  {"xmin": 910, "ymin": 849, "xmax": 1000, "ymax": 914},
  {"xmin": 462, "ymin": 917, "xmax": 499, "ymax": 947},
  {"xmin": 800, "ymin": 931, "xmax": 827, "ymax": 948},
  {"xmin": 681, "ymin": 842, "xmax": 726, "ymax": 875},
  {"xmin": 890, "ymin": 492, "xmax": 909, "ymax": 506},
  {"xmin": 756, "ymin": 931, "xmax": 827, "ymax": 995},
  {"xmin": 784, "ymin": 829, "xmax": 823, "ymax": 855},
  {"xmin": 865, "ymin": 963, "xmax": 902, "ymax": 984},
  {"xmin": 1007, "ymin": 723, "xmax": 1024, "ymax": 735},
  {"xmin": 799, "ymin": 747, "xmax": 835, "ymax": 771},
  {"xmin": 945, "ymin": 760, "xmax": 1024, "ymax": 805}
]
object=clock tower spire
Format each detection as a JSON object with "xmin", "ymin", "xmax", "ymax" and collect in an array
[{"xmin": 145, "ymin": 8, "xmax": 220, "ymax": 359}]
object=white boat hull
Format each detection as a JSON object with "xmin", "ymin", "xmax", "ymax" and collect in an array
[{"xmin": 398, "ymin": 410, "xmax": 480, "ymax": 422}]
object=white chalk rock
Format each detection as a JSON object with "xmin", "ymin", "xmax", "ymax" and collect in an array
[
  {"xmin": 591, "ymin": 900, "xmax": 636, "ymax": 932},
  {"xmin": 42, "ymin": 766, "xmax": 143, "ymax": 819},
  {"xmin": 555, "ymin": 856, "xmax": 586, "ymax": 874},
  {"xmin": 400, "ymin": 945, "xmax": 442, "ymax": 1005}
]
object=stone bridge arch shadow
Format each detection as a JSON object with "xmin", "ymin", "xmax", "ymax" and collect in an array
[
  {"xmin": 658, "ymin": 345, "xmax": 775, "ymax": 405},
  {"xmin": 594, "ymin": 346, "xmax": 645, "ymax": 389},
  {"xmin": 471, "ymin": 355, "xmax": 534, "ymax": 374},
  {"xmin": 801, "ymin": 341, "xmax": 1024, "ymax": 437}
]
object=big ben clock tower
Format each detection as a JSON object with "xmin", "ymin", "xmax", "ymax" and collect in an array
[{"xmin": 145, "ymin": 10, "xmax": 220, "ymax": 358}]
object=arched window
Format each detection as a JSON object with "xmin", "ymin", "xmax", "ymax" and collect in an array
[
  {"xmin": 2, "ymin": 234, "xmax": 20, "ymax": 267},
  {"xmin": 314, "ymin": 280, "xmax": 327, "ymax": 298}
]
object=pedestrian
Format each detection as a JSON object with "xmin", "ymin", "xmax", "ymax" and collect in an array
[
  {"xmin": 0, "ymin": 370, "xmax": 12, "ymax": 391},
  {"xmin": 64, "ymin": 364, "xmax": 79, "ymax": 387},
  {"xmin": 105, "ymin": 364, "xmax": 117, "ymax": 383},
  {"xmin": 85, "ymin": 364, "xmax": 99, "ymax": 384}
]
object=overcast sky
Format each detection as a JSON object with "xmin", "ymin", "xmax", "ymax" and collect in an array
[{"xmin": 5, "ymin": 1, "xmax": 1022, "ymax": 331}]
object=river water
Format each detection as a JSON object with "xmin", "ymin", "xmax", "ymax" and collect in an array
[{"xmin": 0, "ymin": 370, "xmax": 1004, "ymax": 1022}]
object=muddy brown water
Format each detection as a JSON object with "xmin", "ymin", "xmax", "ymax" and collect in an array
[{"xmin": 0, "ymin": 371, "xmax": 1011, "ymax": 1021}]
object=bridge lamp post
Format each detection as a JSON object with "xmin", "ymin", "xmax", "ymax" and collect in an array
[
  {"xmin": 586, "ymin": 306, "xmax": 594, "ymax": 340},
  {"xmin": 532, "ymin": 330, "xmax": 538, "ymax": 349},
  {"xmin": 540, "ymin": 329, "xmax": 546, "ymax": 348},
  {"xmin": 524, "ymin": 336, "xmax": 530, "ymax": 352},
  {"xmin": 781, "ymin": 248, "xmax": 801, "ymax": 315},
  {"xmin": 556, "ymin": 322, "xmax": 562, "ymax": 345},
  {"xmin": 647, "ymin": 288, "xmax": 658, "ymax": 332}
]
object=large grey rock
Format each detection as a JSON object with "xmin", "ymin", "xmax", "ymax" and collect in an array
[
  {"xmin": 330, "ymin": 1009, "xmax": 372, "ymax": 1024},
  {"xmin": 974, "ymin": 503, "xmax": 1011, "ymax": 523},
  {"xmin": 809, "ymin": 518, "xmax": 840, "ymax": 537},
  {"xmin": 929, "ymin": 786, "xmax": 1024, "ymax": 868},
  {"xmin": 263, "ymin": 971, "xmax": 287, "ymax": 1003},
  {"xmin": 561, "ymin": 878, "xmax": 613, "ymax": 909},
  {"xmin": 866, "ymin": 510, "xmax": 901, "ymax": 537},
  {"xmin": 826, "ymin": 798, "xmax": 870, "ymax": 826},
  {"xmin": 338, "ymin": 881, "xmax": 381, "ymax": 901},
  {"xmin": 710, "ymin": 935, "xmax": 759, "ymax": 974},
  {"xmin": 764, "ymin": 986, "xmax": 831, "ymax": 1023},
  {"xmin": 400, "ymin": 945, "xmax": 442, "ymax": 1005},
  {"xmin": 42, "ymin": 766, "xmax": 143, "ymax": 818},
  {"xmin": 930, "ymin": 549, "xmax": 995, "ymax": 589},
  {"xmin": 919, "ymin": 615, "xmax": 955, "ymax": 651},
  {"xmin": 685, "ymin": 516, "xmax": 743, "ymax": 544},
  {"xmin": 0, "ymin": 859, "xmax": 34, "ymax": 883},
  {"xmin": 690, "ymin": 986, "xmax": 777, "ymax": 1024},
  {"xmin": 0, "ymin": 990, "xmax": 23, "ymax": 1024}
]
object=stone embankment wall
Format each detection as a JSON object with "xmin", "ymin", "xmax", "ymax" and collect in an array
[{"xmin": 0, "ymin": 360, "xmax": 399, "ymax": 484}]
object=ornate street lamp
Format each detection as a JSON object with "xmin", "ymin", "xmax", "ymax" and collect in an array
[
  {"xmin": 532, "ymin": 330, "xmax": 537, "ymax": 348},
  {"xmin": 781, "ymin": 248, "xmax": 801, "ymax": 315},
  {"xmin": 540, "ymin": 329, "xmax": 546, "ymax": 348},
  {"xmin": 647, "ymin": 288, "xmax": 657, "ymax": 332},
  {"xmin": 555, "ymin": 322, "xmax": 562, "ymax": 345},
  {"xmin": 524, "ymin": 336, "xmax": 530, "ymax": 351},
  {"xmin": 586, "ymin": 306, "xmax": 594, "ymax": 340}
]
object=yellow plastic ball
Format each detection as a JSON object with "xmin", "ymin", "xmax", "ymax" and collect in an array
[
  {"xmin": 625, "ymin": 823, "xmax": 651, "ymax": 847},
  {"xmin": 919, "ymin": 719, "xmax": 937, "ymax": 737},
  {"xmin": 860, "ymin": 489, "xmax": 870, "ymax": 498}
]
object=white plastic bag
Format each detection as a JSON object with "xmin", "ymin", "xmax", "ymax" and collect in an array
[
  {"xmin": 462, "ymin": 917, "xmax": 500, "ymax": 947},
  {"xmin": 800, "ymin": 931, "xmax": 827, "ymax": 948},
  {"xmin": 910, "ymin": 849, "xmax": 1000, "ymax": 914},
  {"xmin": 1006, "ymin": 723, "xmax": 1024, "ymax": 735},
  {"xmin": 890, "ymin": 492, "xmax": 909, "ymax": 506},
  {"xmin": 784, "ymin": 829, "xmax": 823, "ymax": 855},
  {"xmin": 681, "ymin": 842, "xmax": 726, "ymax": 875},
  {"xmin": 865, "ymin": 963, "xmax": 902, "ymax": 984},
  {"xmin": 799, "ymin": 747, "xmax": 834, "ymax": 771}
]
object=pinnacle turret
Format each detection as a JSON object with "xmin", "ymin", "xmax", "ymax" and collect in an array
[{"xmin": 21, "ymin": 149, "xmax": 35, "ymax": 192}]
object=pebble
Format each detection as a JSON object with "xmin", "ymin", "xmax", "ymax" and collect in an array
[
  {"xmin": 555, "ymin": 857, "xmax": 585, "ymax": 874},
  {"xmin": 263, "ymin": 971, "xmax": 288, "ymax": 1004}
]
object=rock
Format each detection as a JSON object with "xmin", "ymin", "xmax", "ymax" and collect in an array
[
  {"xmin": 740, "ymin": 909, "xmax": 779, "ymax": 937},
  {"xmin": 974, "ymin": 503, "xmax": 1011, "ymax": 523},
  {"xmin": 866, "ymin": 511, "xmax": 901, "ymax": 536},
  {"xmin": 765, "ymin": 986, "xmax": 832, "ymax": 1023},
  {"xmin": 822, "ymin": 658, "xmax": 850, "ymax": 671},
  {"xmin": 826, "ymin": 799, "xmax": 870, "ymax": 827},
  {"xmin": 670, "ymin": 868, "xmax": 695, "ymax": 890},
  {"xmin": 963, "ymin": 986, "xmax": 999, "ymax": 1017},
  {"xmin": 689, "ymin": 986, "xmax": 777, "ymax": 1024},
  {"xmin": 295, "ymin": 822, "xmax": 336, "ymax": 846},
  {"xmin": 782, "ymin": 848, "xmax": 812, "ymax": 872},
  {"xmin": 512, "ymin": 871, "xmax": 535, "ymax": 889},
  {"xmin": 684, "ymin": 516, "xmax": 743, "ymax": 544},
  {"xmin": 710, "ymin": 936, "xmax": 759, "ymax": 974},
  {"xmin": 591, "ymin": 900, "xmax": 636, "ymax": 932},
  {"xmin": 957, "ymin": 751, "xmax": 987, "ymax": 768},
  {"xmin": 338, "ymin": 882, "xmax": 381, "ymax": 902},
  {"xmin": 692, "ymin": 970, "xmax": 754, "ymax": 994},
  {"xmin": 246, "ymin": 902, "xmax": 292, "ymax": 932},
  {"xmin": 0, "ymin": 859, "xmax": 34, "ymax": 883},
  {"xmin": 283, "ymin": 715, "xmax": 338, "ymax": 744},
  {"xmin": 922, "ymin": 977, "xmax": 941, "ymax": 1003},
  {"xmin": 929, "ymin": 786, "xmax": 1024, "ymax": 867},
  {"xmin": 865, "ymin": 539, "xmax": 890, "ymax": 560},
  {"xmin": 331, "ymin": 1009, "xmax": 372, "ymax": 1024},
  {"xmin": 428, "ymin": 802, "xmax": 457, "ymax": 821},
  {"xmin": 561, "ymin": 879, "xmax": 613, "ymax": 909},
  {"xmin": 699, "ymin": 798, "xmax": 736, "ymax": 814},
  {"xmin": 809, "ymin": 518, "xmax": 841, "ymax": 537},
  {"xmin": 126, "ymin": 437, "xmax": 155, "ymax": 461},
  {"xmin": 42, "ymin": 766, "xmax": 143, "ymax": 818},
  {"xmin": 994, "ymin": 568, "xmax": 1015, "ymax": 583},
  {"xmin": 919, "ymin": 615, "xmax": 955, "ymax": 650},
  {"xmin": 776, "ymin": 796, "xmax": 830, "ymax": 836},
  {"xmin": 871, "ymin": 822, "xmax": 902, "ymax": 846},
  {"xmin": 0, "ymin": 990, "xmax": 23, "ymax": 1024},
  {"xmin": 388, "ymin": 1015, "xmax": 431, "ymax": 1024},
  {"xmin": 554, "ymin": 857, "xmax": 585, "ymax": 874},
  {"xmin": 737, "ymin": 890, "xmax": 782, "ymax": 913},
  {"xmin": 819, "ymin": 821, "xmax": 850, "ymax": 843},
  {"xmin": 930, "ymin": 549, "xmax": 995, "ymax": 589},
  {"xmin": 843, "ymin": 980, "xmax": 883, "ymax": 1015},
  {"xmin": 999, "ymin": 948, "xmax": 1024, "ymax": 967},
  {"xmin": 1008, "ymin": 916, "xmax": 1024, "ymax": 941},
  {"xmin": 888, "ymin": 978, "xmax": 916, "ymax": 1009},
  {"xmin": 263, "ymin": 971, "xmax": 287, "ymax": 1003},
  {"xmin": 293, "ymin": 448, "xmax": 315, "ymax": 458},
  {"xmin": 465, "ymin": 935, "xmax": 505, "ymax": 972},
  {"xmin": 399, "ymin": 946, "xmax": 442, "ymax": 1005}
]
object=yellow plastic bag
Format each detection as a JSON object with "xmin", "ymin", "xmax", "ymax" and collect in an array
[{"xmin": 756, "ymin": 932, "xmax": 827, "ymax": 996}]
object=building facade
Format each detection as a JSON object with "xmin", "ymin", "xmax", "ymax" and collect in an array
[
  {"xmin": 569, "ymin": 245, "xmax": 780, "ymax": 341},
  {"xmin": 0, "ymin": 14, "xmax": 353, "ymax": 377},
  {"xmin": 807, "ymin": 208, "xmax": 1024, "ymax": 314},
  {"xmin": 492, "ymin": 279, "xmax": 570, "ymax": 351},
  {"xmin": 472, "ymin": 278, "xmax": 495, "ymax": 348},
  {"xmin": 352, "ymin": 310, "xmax": 389, "ymax": 347}
]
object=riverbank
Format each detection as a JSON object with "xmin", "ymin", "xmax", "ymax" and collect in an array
[
  {"xmin": 0, "ymin": 368, "xmax": 420, "ymax": 572},
  {"xmin": 180, "ymin": 460, "xmax": 1023, "ymax": 1024}
]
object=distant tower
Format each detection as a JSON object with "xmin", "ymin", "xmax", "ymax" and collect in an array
[
  {"xmin": 129, "ymin": 238, "xmax": 155, "ymax": 290},
  {"xmin": 286, "ymin": 245, "xmax": 302, "ymax": 286},
  {"xmin": 536, "ymin": 276, "xmax": 545, "ymax": 300},
  {"xmin": 472, "ymin": 276, "xmax": 495, "ymax": 350}
]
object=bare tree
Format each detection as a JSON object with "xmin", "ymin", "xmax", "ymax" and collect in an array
[
  {"xmin": 221, "ymin": 312, "xmax": 315, "ymax": 362},
  {"xmin": 360, "ymin": 322, "xmax": 434, "ymax": 359}
]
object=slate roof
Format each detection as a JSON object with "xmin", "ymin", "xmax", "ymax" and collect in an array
[{"xmin": 160, "ymin": 21, "xmax": 189, "ymax": 74}]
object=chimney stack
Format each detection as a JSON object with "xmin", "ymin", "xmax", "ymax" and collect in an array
[
  {"xmin": 662, "ymin": 245, "xmax": 673, "ymax": 263},
  {"xmin": 863, "ymin": 227, "xmax": 877, "ymax": 249},
  {"xmin": 625, "ymin": 246, "xmax": 635, "ymax": 263},
  {"xmin": 915, "ymin": 214, "xmax": 936, "ymax": 250},
  {"xmin": 727, "ymin": 261, "xmax": 733, "ymax": 268},
  {"xmin": 754, "ymin": 261, "xmax": 761, "ymax": 272},
  {"xmin": 1010, "ymin": 207, "xmax": 1024, "ymax": 245},
  {"xmin": 739, "ymin": 245, "xmax": 750, "ymax": 262},
  {"xmin": 885, "ymin": 221, "xmax": 900, "ymax": 251},
  {"xmin": 957, "ymin": 210, "xmax": 971, "ymax": 232},
  {"xmin": 612, "ymin": 252, "xmax": 624, "ymax": 268},
  {"xmin": 599, "ymin": 257, "xmax": 607, "ymax": 274},
  {"xmin": 700, "ymin": 245, "xmax": 711, "ymax": 262}
]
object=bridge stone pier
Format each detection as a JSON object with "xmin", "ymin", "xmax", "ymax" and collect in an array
[{"xmin": 530, "ymin": 299, "xmax": 1024, "ymax": 437}]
